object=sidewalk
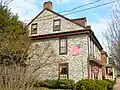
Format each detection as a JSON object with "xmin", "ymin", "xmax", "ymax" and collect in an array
[{"xmin": 113, "ymin": 79, "xmax": 120, "ymax": 90}]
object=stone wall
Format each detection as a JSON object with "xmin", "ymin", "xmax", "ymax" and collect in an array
[
  {"xmin": 28, "ymin": 10, "xmax": 84, "ymax": 36},
  {"xmin": 88, "ymin": 37, "xmax": 101, "ymax": 61},
  {"xmin": 30, "ymin": 34, "xmax": 88, "ymax": 82}
]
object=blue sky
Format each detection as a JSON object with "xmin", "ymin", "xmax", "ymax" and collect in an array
[{"xmin": 8, "ymin": 0, "xmax": 118, "ymax": 51}]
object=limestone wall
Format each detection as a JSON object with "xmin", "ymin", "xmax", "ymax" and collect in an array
[
  {"xmin": 30, "ymin": 34, "xmax": 88, "ymax": 82},
  {"xmin": 28, "ymin": 10, "xmax": 84, "ymax": 36}
]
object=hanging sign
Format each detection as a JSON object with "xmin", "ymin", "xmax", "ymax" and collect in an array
[{"xmin": 93, "ymin": 66, "xmax": 99, "ymax": 74}]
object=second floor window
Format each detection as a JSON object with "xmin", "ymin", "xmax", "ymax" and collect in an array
[
  {"xmin": 90, "ymin": 39, "xmax": 92, "ymax": 55},
  {"xmin": 53, "ymin": 19, "xmax": 61, "ymax": 31},
  {"xmin": 59, "ymin": 37, "xmax": 67, "ymax": 55},
  {"xmin": 31, "ymin": 23, "xmax": 37, "ymax": 34}
]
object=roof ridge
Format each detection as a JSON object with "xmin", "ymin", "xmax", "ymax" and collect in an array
[
  {"xmin": 27, "ymin": 8, "xmax": 86, "ymax": 28},
  {"xmin": 70, "ymin": 17, "xmax": 86, "ymax": 21}
]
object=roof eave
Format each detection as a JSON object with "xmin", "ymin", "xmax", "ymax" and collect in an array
[
  {"xmin": 90, "ymin": 31, "xmax": 103, "ymax": 51},
  {"xmin": 30, "ymin": 29, "xmax": 90, "ymax": 40},
  {"xmin": 26, "ymin": 8, "xmax": 86, "ymax": 28}
]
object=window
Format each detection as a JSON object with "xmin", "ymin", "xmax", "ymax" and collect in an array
[
  {"xmin": 93, "ymin": 43, "xmax": 94, "ymax": 57},
  {"xmin": 94, "ymin": 44, "xmax": 96, "ymax": 57},
  {"xmin": 106, "ymin": 68, "xmax": 113, "ymax": 75},
  {"xmin": 59, "ymin": 37, "xmax": 67, "ymax": 55},
  {"xmin": 90, "ymin": 39, "xmax": 92, "ymax": 55},
  {"xmin": 59, "ymin": 63, "xmax": 68, "ymax": 79},
  {"xmin": 90, "ymin": 39, "xmax": 94, "ymax": 57},
  {"xmin": 31, "ymin": 23, "xmax": 37, "ymax": 34},
  {"xmin": 53, "ymin": 19, "xmax": 61, "ymax": 31}
]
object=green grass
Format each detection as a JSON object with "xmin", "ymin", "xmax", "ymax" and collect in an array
[
  {"xmin": 0, "ymin": 87, "xmax": 49, "ymax": 90},
  {"xmin": 32, "ymin": 87, "xmax": 49, "ymax": 90}
]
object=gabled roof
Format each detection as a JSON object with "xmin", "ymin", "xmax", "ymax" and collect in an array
[
  {"xmin": 70, "ymin": 17, "xmax": 86, "ymax": 27},
  {"xmin": 27, "ymin": 8, "xmax": 86, "ymax": 28},
  {"xmin": 70, "ymin": 17, "xmax": 86, "ymax": 21}
]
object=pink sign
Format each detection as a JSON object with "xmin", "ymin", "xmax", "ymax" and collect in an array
[
  {"xmin": 93, "ymin": 66, "xmax": 99, "ymax": 74},
  {"xmin": 70, "ymin": 44, "xmax": 81, "ymax": 56}
]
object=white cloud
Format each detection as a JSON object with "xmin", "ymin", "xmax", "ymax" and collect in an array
[
  {"xmin": 56, "ymin": 0, "xmax": 92, "ymax": 4},
  {"xmin": 89, "ymin": 16, "xmax": 110, "ymax": 51},
  {"xmin": 56, "ymin": 0, "xmax": 71, "ymax": 4},
  {"xmin": 7, "ymin": 0, "xmax": 94, "ymax": 22},
  {"xmin": 8, "ymin": 0, "xmax": 41, "ymax": 22}
]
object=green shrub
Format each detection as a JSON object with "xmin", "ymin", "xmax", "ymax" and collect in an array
[
  {"xmin": 76, "ymin": 79, "xmax": 100, "ymax": 90},
  {"xmin": 95, "ymin": 80, "xmax": 107, "ymax": 89},
  {"xmin": 34, "ymin": 79, "xmax": 75, "ymax": 89},
  {"xmin": 46, "ymin": 80, "xmax": 59, "ymax": 88},
  {"xmin": 34, "ymin": 79, "xmax": 114, "ymax": 89},
  {"xmin": 104, "ymin": 79, "xmax": 115, "ymax": 89},
  {"xmin": 34, "ymin": 80, "xmax": 48, "ymax": 87},
  {"xmin": 59, "ymin": 79, "xmax": 75, "ymax": 89},
  {"xmin": 76, "ymin": 79, "xmax": 114, "ymax": 90}
]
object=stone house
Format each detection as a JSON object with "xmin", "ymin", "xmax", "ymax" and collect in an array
[{"xmin": 27, "ymin": 1, "xmax": 108, "ymax": 82}]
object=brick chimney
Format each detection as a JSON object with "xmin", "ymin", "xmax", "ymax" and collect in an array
[{"xmin": 43, "ymin": 1, "xmax": 52, "ymax": 10}]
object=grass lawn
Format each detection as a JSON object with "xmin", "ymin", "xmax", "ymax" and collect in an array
[
  {"xmin": 33, "ymin": 87, "xmax": 49, "ymax": 90},
  {"xmin": 0, "ymin": 87, "xmax": 49, "ymax": 90}
]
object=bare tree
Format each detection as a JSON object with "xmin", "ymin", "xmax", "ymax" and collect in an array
[
  {"xmin": 0, "ymin": 7, "xmax": 57, "ymax": 89},
  {"xmin": 105, "ymin": 0, "xmax": 120, "ymax": 71},
  {"xmin": 0, "ymin": 35, "xmax": 57, "ymax": 90},
  {"xmin": 0, "ymin": 2, "xmax": 58, "ymax": 89}
]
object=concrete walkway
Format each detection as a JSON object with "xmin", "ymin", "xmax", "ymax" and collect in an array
[{"xmin": 113, "ymin": 79, "xmax": 120, "ymax": 90}]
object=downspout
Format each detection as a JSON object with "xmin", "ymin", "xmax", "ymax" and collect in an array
[{"xmin": 87, "ymin": 35, "xmax": 90, "ymax": 80}]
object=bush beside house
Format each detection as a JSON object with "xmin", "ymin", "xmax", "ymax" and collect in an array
[
  {"xmin": 76, "ymin": 79, "xmax": 114, "ymax": 90},
  {"xmin": 34, "ymin": 79, "xmax": 75, "ymax": 89},
  {"xmin": 34, "ymin": 79, "xmax": 114, "ymax": 90}
]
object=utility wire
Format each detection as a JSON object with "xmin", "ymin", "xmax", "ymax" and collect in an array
[
  {"xmin": 23, "ymin": 0, "xmax": 102, "ymax": 22},
  {"xmin": 58, "ymin": 0, "xmax": 101, "ymax": 13},
  {"xmin": 24, "ymin": 0, "xmax": 118, "ymax": 23},
  {"xmin": 64, "ymin": 0, "xmax": 118, "ymax": 16}
]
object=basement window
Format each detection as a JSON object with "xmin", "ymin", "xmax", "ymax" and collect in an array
[
  {"xmin": 59, "ymin": 63, "xmax": 68, "ymax": 79},
  {"xmin": 31, "ymin": 23, "xmax": 37, "ymax": 34},
  {"xmin": 53, "ymin": 19, "xmax": 61, "ymax": 31}
]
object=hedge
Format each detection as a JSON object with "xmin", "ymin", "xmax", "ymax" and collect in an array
[
  {"xmin": 34, "ymin": 79, "xmax": 114, "ymax": 90},
  {"xmin": 34, "ymin": 79, "xmax": 75, "ymax": 89},
  {"xmin": 76, "ymin": 79, "xmax": 114, "ymax": 90}
]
